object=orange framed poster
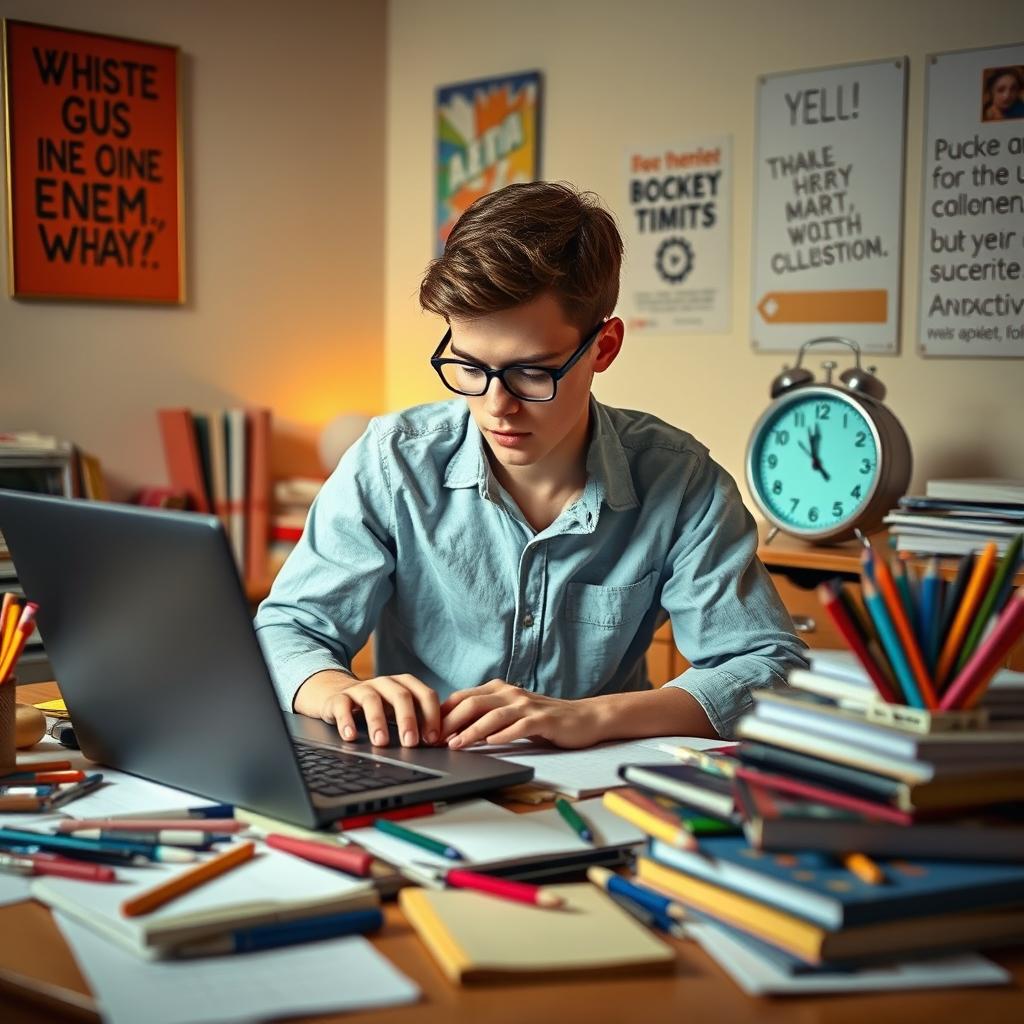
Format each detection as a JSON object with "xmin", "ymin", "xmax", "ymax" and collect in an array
[{"xmin": 2, "ymin": 19, "xmax": 183, "ymax": 302}]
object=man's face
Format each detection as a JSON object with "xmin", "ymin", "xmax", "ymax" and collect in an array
[{"xmin": 447, "ymin": 293, "xmax": 618, "ymax": 473}]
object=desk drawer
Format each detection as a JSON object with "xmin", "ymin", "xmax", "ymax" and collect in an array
[{"xmin": 769, "ymin": 572, "xmax": 856, "ymax": 650}]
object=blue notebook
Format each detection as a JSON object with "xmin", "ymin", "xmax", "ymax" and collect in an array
[{"xmin": 648, "ymin": 835, "xmax": 1024, "ymax": 930}]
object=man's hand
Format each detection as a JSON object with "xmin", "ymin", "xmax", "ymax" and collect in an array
[
  {"xmin": 293, "ymin": 669, "xmax": 441, "ymax": 747},
  {"xmin": 440, "ymin": 680, "xmax": 606, "ymax": 750}
]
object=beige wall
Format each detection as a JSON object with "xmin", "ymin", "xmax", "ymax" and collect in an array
[
  {"xmin": 385, "ymin": 0, "xmax": 1024, "ymax": 502},
  {"xmin": 1, "ymin": 0, "xmax": 387, "ymax": 497}
]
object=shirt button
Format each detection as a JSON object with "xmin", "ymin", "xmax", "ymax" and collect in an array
[{"xmin": 522, "ymin": 613, "xmax": 534, "ymax": 628}]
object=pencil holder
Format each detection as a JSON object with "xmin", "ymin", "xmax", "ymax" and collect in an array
[
  {"xmin": 0, "ymin": 683, "xmax": 16, "ymax": 775},
  {"xmin": 864, "ymin": 699, "xmax": 988, "ymax": 734}
]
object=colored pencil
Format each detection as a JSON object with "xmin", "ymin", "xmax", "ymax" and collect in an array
[
  {"xmin": 56, "ymin": 818, "xmax": 243, "ymax": 834},
  {"xmin": 67, "ymin": 829, "xmax": 232, "ymax": 849},
  {"xmin": 587, "ymin": 866, "xmax": 686, "ymax": 921},
  {"xmin": 0, "ymin": 771, "xmax": 87, "ymax": 785},
  {"xmin": 936, "ymin": 542, "xmax": 998, "ymax": 686},
  {"xmin": 941, "ymin": 589, "xmax": 1024, "ymax": 711},
  {"xmin": 842, "ymin": 852, "xmax": 886, "ymax": 885},
  {"xmin": 866, "ymin": 548, "xmax": 937, "ymax": 709},
  {"xmin": 956, "ymin": 534, "xmax": 1024, "ymax": 674},
  {"xmin": 861, "ymin": 575, "xmax": 924, "ymax": 709},
  {"xmin": 373, "ymin": 818, "xmax": 463, "ymax": 860},
  {"xmin": 0, "ymin": 851, "xmax": 116, "ymax": 883},
  {"xmin": 918, "ymin": 557, "xmax": 943, "ymax": 676},
  {"xmin": 602, "ymin": 788, "xmax": 698, "ymax": 851},
  {"xmin": 1, "ymin": 760, "xmax": 73, "ymax": 776},
  {"xmin": 332, "ymin": 801, "xmax": 441, "ymax": 831},
  {"xmin": 0, "ymin": 594, "xmax": 16, "ymax": 664},
  {"xmin": 555, "ymin": 797, "xmax": 593, "ymax": 843},
  {"xmin": 837, "ymin": 585, "xmax": 898, "ymax": 687},
  {"xmin": 0, "ymin": 599, "xmax": 20, "ymax": 664},
  {"xmin": 817, "ymin": 582, "xmax": 900, "ymax": 703},
  {"xmin": 415, "ymin": 863, "xmax": 565, "ymax": 908},
  {"xmin": 265, "ymin": 833, "xmax": 373, "ymax": 877},
  {"xmin": 0, "ymin": 827, "xmax": 148, "ymax": 865},
  {"xmin": 0, "ymin": 602, "xmax": 37, "ymax": 684},
  {"xmin": 891, "ymin": 558, "xmax": 917, "ymax": 638},
  {"xmin": 990, "ymin": 535, "xmax": 1024, "ymax": 615},
  {"xmin": 940, "ymin": 552, "xmax": 976, "ymax": 643},
  {"xmin": 121, "ymin": 840, "xmax": 256, "ymax": 917}
]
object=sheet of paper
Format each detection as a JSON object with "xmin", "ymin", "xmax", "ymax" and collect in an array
[
  {"xmin": 343, "ymin": 797, "xmax": 643, "ymax": 877},
  {"xmin": 56, "ymin": 913, "xmax": 419, "ymax": 1024},
  {"xmin": 688, "ymin": 922, "xmax": 1010, "ymax": 995},
  {"xmin": 0, "ymin": 871, "xmax": 32, "ymax": 907},
  {"xmin": 482, "ymin": 736, "xmax": 727, "ymax": 797}
]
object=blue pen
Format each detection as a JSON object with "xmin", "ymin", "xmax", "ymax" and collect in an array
[
  {"xmin": 172, "ymin": 907, "xmax": 385, "ymax": 957},
  {"xmin": 109, "ymin": 803, "xmax": 235, "ymax": 821},
  {"xmin": 0, "ymin": 784, "xmax": 56, "ymax": 796},
  {"xmin": 587, "ymin": 866, "xmax": 685, "ymax": 922},
  {"xmin": 0, "ymin": 827, "xmax": 147, "ymax": 865}
]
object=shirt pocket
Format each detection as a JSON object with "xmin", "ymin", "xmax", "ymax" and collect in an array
[{"xmin": 566, "ymin": 570, "xmax": 659, "ymax": 629}]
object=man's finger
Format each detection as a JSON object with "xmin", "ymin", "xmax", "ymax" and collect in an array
[
  {"xmin": 324, "ymin": 692, "xmax": 358, "ymax": 741},
  {"xmin": 448, "ymin": 706, "xmax": 521, "ymax": 749},
  {"xmin": 396, "ymin": 676, "xmax": 442, "ymax": 744},
  {"xmin": 440, "ymin": 694, "xmax": 509, "ymax": 738},
  {"xmin": 376, "ymin": 680, "xmax": 421, "ymax": 747},
  {"xmin": 440, "ymin": 679, "xmax": 508, "ymax": 714},
  {"xmin": 348, "ymin": 688, "xmax": 389, "ymax": 746}
]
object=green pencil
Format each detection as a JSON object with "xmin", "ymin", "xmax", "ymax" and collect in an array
[
  {"xmin": 374, "ymin": 817, "xmax": 464, "ymax": 860},
  {"xmin": 555, "ymin": 797, "xmax": 593, "ymax": 843},
  {"xmin": 955, "ymin": 533, "xmax": 1024, "ymax": 673}
]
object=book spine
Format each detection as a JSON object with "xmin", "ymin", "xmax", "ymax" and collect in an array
[{"xmin": 157, "ymin": 409, "xmax": 210, "ymax": 513}]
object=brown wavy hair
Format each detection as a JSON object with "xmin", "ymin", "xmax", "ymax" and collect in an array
[{"xmin": 420, "ymin": 182, "xmax": 623, "ymax": 331}]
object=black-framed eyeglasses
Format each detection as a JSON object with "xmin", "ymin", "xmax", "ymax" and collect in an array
[{"xmin": 430, "ymin": 321, "xmax": 605, "ymax": 403}]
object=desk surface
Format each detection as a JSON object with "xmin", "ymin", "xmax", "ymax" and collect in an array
[{"xmin": 3, "ymin": 683, "xmax": 1023, "ymax": 1023}]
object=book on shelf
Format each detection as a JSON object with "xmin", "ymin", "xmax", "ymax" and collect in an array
[{"xmin": 926, "ymin": 479, "xmax": 1024, "ymax": 505}]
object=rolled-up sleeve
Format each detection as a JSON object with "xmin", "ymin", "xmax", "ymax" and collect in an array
[
  {"xmin": 254, "ymin": 423, "xmax": 395, "ymax": 710},
  {"xmin": 660, "ymin": 453, "xmax": 808, "ymax": 737}
]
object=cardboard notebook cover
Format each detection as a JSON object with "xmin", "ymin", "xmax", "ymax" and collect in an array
[{"xmin": 398, "ymin": 882, "xmax": 674, "ymax": 983}]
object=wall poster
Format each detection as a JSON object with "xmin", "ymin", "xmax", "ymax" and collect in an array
[
  {"xmin": 620, "ymin": 136, "xmax": 732, "ymax": 336},
  {"xmin": 435, "ymin": 70, "xmax": 541, "ymax": 256},
  {"xmin": 918, "ymin": 43, "xmax": 1024, "ymax": 358},
  {"xmin": 751, "ymin": 58, "xmax": 907, "ymax": 353},
  {"xmin": 2, "ymin": 19, "xmax": 183, "ymax": 302}
]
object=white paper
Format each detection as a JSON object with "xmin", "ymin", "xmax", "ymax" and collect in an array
[
  {"xmin": 56, "ymin": 913, "xmax": 419, "ymax": 1024},
  {"xmin": 0, "ymin": 871, "xmax": 32, "ymax": 907},
  {"xmin": 485, "ymin": 736, "xmax": 726, "ymax": 797},
  {"xmin": 342, "ymin": 797, "xmax": 643, "ymax": 881},
  {"xmin": 688, "ymin": 922, "xmax": 1010, "ymax": 995}
]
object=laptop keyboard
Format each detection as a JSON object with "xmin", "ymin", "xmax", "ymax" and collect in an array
[{"xmin": 294, "ymin": 742, "xmax": 435, "ymax": 797}]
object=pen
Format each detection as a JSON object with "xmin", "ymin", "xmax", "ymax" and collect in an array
[
  {"xmin": 57, "ymin": 817, "xmax": 244, "ymax": 834},
  {"xmin": 608, "ymin": 890, "xmax": 686, "ymax": 939},
  {"xmin": 842, "ymin": 852, "xmax": 886, "ymax": 885},
  {"xmin": 0, "ymin": 771, "xmax": 87, "ymax": 784},
  {"xmin": 333, "ymin": 801, "xmax": 443, "ymax": 831},
  {"xmin": 0, "ymin": 828, "xmax": 150, "ymax": 865},
  {"xmin": 108, "ymin": 803, "xmax": 235, "ymax": 821},
  {"xmin": 66, "ymin": 829, "xmax": 234, "ymax": 849},
  {"xmin": 0, "ymin": 784, "xmax": 56, "ymax": 796},
  {"xmin": 46, "ymin": 773, "xmax": 106, "ymax": 809},
  {"xmin": 412, "ymin": 862, "xmax": 565, "ymax": 908},
  {"xmin": 555, "ymin": 797, "xmax": 593, "ymax": 843},
  {"xmin": 172, "ymin": 907, "xmax": 384, "ymax": 957},
  {"xmin": 122, "ymin": 840, "xmax": 256, "ymax": 917},
  {"xmin": 0, "ymin": 850, "xmax": 116, "ymax": 883},
  {"xmin": 373, "ymin": 818, "xmax": 464, "ymax": 860},
  {"xmin": 265, "ymin": 833, "xmax": 374, "ymax": 877},
  {"xmin": 0, "ymin": 760, "xmax": 73, "ymax": 776},
  {"xmin": 587, "ymin": 866, "xmax": 686, "ymax": 921}
]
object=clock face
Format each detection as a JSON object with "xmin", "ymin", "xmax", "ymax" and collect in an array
[{"xmin": 749, "ymin": 390, "xmax": 880, "ymax": 535}]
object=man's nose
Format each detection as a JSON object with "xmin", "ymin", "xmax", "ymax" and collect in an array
[{"xmin": 484, "ymin": 375, "xmax": 521, "ymax": 416}]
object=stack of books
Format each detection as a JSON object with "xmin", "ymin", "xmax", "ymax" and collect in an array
[
  {"xmin": 885, "ymin": 478, "xmax": 1024, "ymax": 557},
  {"xmin": 157, "ymin": 408, "xmax": 272, "ymax": 583},
  {"xmin": 268, "ymin": 477, "xmax": 323, "ymax": 576}
]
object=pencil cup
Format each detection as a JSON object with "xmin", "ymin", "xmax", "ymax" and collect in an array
[{"xmin": 0, "ymin": 683, "xmax": 16, "ymax": 774}]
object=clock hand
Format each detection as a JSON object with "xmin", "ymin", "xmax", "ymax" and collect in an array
[
  {"xmin": 798, "ymin": 440, "xmax": 813, "ymax": 457},
  {"xmin": 808, "ymin": 425, "xmax": 831, "ymax": 481}
]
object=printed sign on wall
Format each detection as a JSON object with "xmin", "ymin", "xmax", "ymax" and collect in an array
[
  {"xmin": 751, "ymin": 59, "xmax": 907, "ymax": 352},
  {"xmin": 2, "ymin": 19, "xmax": 183, "ymax": 302},
  {"xmin": 620, "ymin": 136, "xmax": 732, "ymax": 335},
  {"xmin": 435, "ymin": 71, "xmax": 541, "ymax": 255},
  {"xmin": 918, "ymin": 43, "xmax": 1024, "ymax": 358}
]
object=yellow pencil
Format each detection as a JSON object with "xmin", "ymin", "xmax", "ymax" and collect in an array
[
  {"xmin": 603, "ymin": 788, "xmax": 698, "ymax": 851},
  {"xmin": 935, "ymin": 542, "xmax": 998, "ymax": 686},
  {"xmin": 0, "ymin": 599, "xmax": 20, "ymax": 661},
  {"xmin": 0, "ymin": 593, "xmax": 16, "ymax": 660},
  {"xmin": 842, "ymin": 852, "xmax": 886, "ymax": 886}
]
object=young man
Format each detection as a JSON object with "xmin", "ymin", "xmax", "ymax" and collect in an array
[{"xmin": 255, "ymin": 182, "xmax": 806, "ymax": 751}]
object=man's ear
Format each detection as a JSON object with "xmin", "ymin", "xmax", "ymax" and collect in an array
[{"xmin": 593, "ymin": 317, "xmax": 624, "ymax": 373}]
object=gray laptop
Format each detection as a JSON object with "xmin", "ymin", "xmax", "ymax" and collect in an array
[{"xmin": 0, "ymin": 491, "xmax": 532, "ymax": 827}]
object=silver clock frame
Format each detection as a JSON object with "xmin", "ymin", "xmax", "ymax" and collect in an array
[{"xmin": 745, "ymin": 384, "xmax": 913, "ymax": 545}]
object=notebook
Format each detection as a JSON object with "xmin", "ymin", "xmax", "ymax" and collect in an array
[
  {"xmin": 399, "ymin": 882, "xmax": 674, "ymax": 983},
  {"xmin": 31, "ymin": 844, "xmax": 378, "ymax": 958}
]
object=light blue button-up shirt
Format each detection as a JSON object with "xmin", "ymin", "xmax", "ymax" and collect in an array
[{"xmin": 255, "ymin": 398, "xmax": 807, "ymax": 737}]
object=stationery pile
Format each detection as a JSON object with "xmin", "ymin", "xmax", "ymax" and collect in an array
[{"xmin": 884, "ymin": 478, "xmax": 1024, "ymax": 556}]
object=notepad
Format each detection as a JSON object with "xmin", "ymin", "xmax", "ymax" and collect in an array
[
  {"xmin": 31, "ymin": 844, "xmax": 378, "ymax": 958},
  {"xmin": 399, "ymin": 882, "xmax": 675, "ymax": 983}
]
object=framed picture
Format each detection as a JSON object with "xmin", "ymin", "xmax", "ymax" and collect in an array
[
  {"xmin": 2, "ymin": 19, "xmax": 184, "ymax": 303},
  {"xmin": 435, "ymin": 70, "xmax": 542, "ymax": 255}
]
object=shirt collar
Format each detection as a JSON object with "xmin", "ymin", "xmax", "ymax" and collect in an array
[{"xmin": 442, "ymin": 397, "xmax": 639, "ymax": 512}]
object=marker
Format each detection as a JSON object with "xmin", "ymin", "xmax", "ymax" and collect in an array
[
  {"xmin": 66, "ymin": 829, "xmax": 233, "ymax": 849},
  {"xmin": 0, "ymin": 760, "xmax": 72, "ymax": 776},
  {"xmin": 0, "ymin": 851, "xmax": 116, "ymax": 883},
  {"xmin": 413, "ymin": 862, "xmax": 564, "ymax": 908},
  {"xmin": 587, "ymin": 866, "xmax": 686, "ymax": 921},
  {"xmin": 172, "ymin": 907, "xmax": 384, "ymax": 957},
  {"xmin": 555, "ymin": 797, "xmax": 593, "ymax": 843},
  {"xmin": 0, "ymin": 771, "xmax": 87, "ymax": 784},
  {"xmin": 373, "ymin": 818, "xmax": 463, "ymax": 861},
  {"xmin": 0, "ymin": 828, "xmax": 150, "ymax": 866},
  {"xmin": 265, "ymin": 833, "xmax": 374, "ymax": 877}
]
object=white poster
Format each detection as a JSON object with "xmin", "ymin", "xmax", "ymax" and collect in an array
[
  {"xmin": 619, "ymin": 137, "xmax": 731, "ymax": 335},
  {"xmin": 918, "ymin": 43, "xmax": 1024, "ymax": 358},
  {"xmin": 751, "ymin": 59, "xmax": 907, "ymax": 353}
]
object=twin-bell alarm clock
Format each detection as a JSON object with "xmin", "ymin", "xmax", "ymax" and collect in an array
[{"xmin": 745, "ymin": 337, "xmax": 913, "ymax": 545}]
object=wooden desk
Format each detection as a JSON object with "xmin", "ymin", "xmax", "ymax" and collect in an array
[{"xmin": 3, "ymin": 682, "xmax": 1024, "ymax": 1021}]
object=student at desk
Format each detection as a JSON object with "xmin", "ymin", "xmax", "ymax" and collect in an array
[{"xmin": 255, "ymin": 182, "xmax": 807, "ymax": 749}]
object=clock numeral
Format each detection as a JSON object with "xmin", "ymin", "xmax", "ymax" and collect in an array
[
  {"xmin": 815, "ymin": 403, "xmax": 830, "ymax": 420},
  {"xmin": 789, "ymin": 498, "xmax": 800, "ymax": 513},
  {"xmin": 794, "ymin": 411, "xmax": 806, "ymax": 427},
  {"xmin": 772, "ymin": 480, "xmax": 782, "ymax": 495},
  {"xmin": 774, "ymin": 429, "xmax": 790, "ymax": 445},
  {"xmin": 832, "ymin": 501, "xmax": 843, "ymax": 518},
  {"xmin": 860, "ymin": 458, "xmax": 873, "ymax": 475},
  {"xmin": 808, "ymin": 506, "xmax": 819, "ymax": 523},
  {"xmin": 843, "ymin": 413, "xmax": 849, "ymax": 428},
  {"xmin": 855, "ymin": 431, "xmax": 867, "ymax": 448},
  {"xmin": 766, "ymin": 454, "xmax": 778, "ymax": 469},
  {"xmin": 851, "ymin": 485, "xmax": 862, "ymax": 499}
]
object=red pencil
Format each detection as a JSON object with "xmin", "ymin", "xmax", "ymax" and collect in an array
[
  {"xmin": 426, "ymin": 866, "xmax": 564, "ymax": 909},
  {"xmin": 817, "ymin": 582, "xmax": 901, "ymax": 703},
  {"xmin": 333, "ymin": 802, "xmax": 440, "ymax": 831},
  {"xmin": 940, "ymin": 589, "xmax": 1024, "ymax": 711}
]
